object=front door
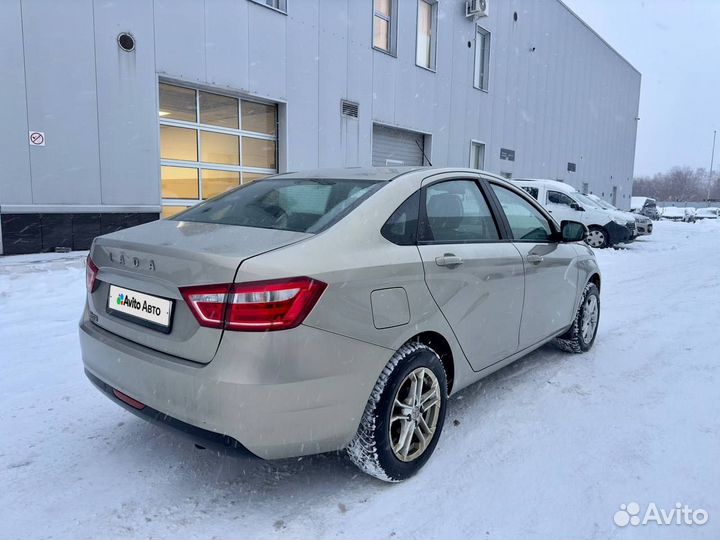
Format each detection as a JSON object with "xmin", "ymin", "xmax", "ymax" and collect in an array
[
  {"xmin": 490, "ymin": 183, "xmax": 580, "ymax": 349},
  {"xmin": 417, "ymin": 179, "xmax": 525, "ymax": 371}
]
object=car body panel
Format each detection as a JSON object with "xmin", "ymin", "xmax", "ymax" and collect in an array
[
  {"xmin": 80, "ymin": 167, "xmax": 601, "ymax": 461},
  {"xmin": 88, "ymin": 220, "xmax": 312, "ymax": 363}
]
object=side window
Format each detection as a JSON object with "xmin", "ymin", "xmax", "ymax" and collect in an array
[
  {"xmin": 422, "ymin": 180, "xmax": 499, "ymax": 243},
  {"xmin": 521, "ymin": 186, "xmax": 539, "ymax": 200},
  {"xmin": 491, "ymin": 184, "xmax": 553, "ymax": 242},
  {"xmin": 382, "ymin": 191, "xmax": 420, "ymax": 246},
  {"xmin": 547, "ymin": 190, "xmax": 577, "ymax": 207}
]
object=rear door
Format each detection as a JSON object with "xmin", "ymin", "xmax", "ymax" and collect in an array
[
  {"xmin": 417, "ymin": 177, "xmax": 525, "ymax": 371},
  {"xmin": 489, "ymin": 183, "xmax": 579, "ymax": 349}
]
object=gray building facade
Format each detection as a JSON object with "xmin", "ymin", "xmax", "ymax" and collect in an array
[{"xmin": 0, "ymin": 0, "xmax": 641, "ymax": 254}]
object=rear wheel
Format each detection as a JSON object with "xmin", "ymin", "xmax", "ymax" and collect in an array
[
  {"xmin": 585, "ymin": 226, "xmax": 609, "ymax": 248},
  {"xmin": 346, "ymin": 343, "xmax": 448, "ymax": 482},
  {"xmin": 553, "ymin": 282, "xmax": 600, "ymax": 353}
]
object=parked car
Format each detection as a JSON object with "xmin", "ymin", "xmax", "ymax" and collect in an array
[
  {"xmin": 79, "ymin": 167, "xmax": 601, "ymax": 482},
  {"xmin": 512, "ymin": 179, "xmax": 632, "ymax": 248},
  {"xmin": 587, "ymin": 194, "xmax": 653, "ymax": 236},
  {"xmin": 631, "ymin": 196, "xmax": 661, "ymax": 220},
  {"xmin": 695, "ymin": 207, "xmax": 720, "ymax": 219},
  {"xmin": 660, "ymin": 206, "xmax": 697, "ymax": 222}
]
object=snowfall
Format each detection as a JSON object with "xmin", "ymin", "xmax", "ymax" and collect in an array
[{"xmin": 1, "ymin": 220, "xmax": 718, "ymax": 539}]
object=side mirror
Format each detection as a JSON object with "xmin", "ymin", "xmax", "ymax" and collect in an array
[
  {"xmin": 570, "ymin": 202, "xmax": 585, "ymax": 211},
  {"xmin": 560, "ymin": 220, "xmax": 587, "ymax": 242}
]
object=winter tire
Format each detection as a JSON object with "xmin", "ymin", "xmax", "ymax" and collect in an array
[
  {"xmin": 553, "ymin": 282, "xmax": 600, "ymax": 353},
  {"xmin": 585, "ymin": 226, "xmax": 609, "ymax": 248},
  {"xmin": 346, "ymin": 343, "xmax": 448, "ymax": 482}
]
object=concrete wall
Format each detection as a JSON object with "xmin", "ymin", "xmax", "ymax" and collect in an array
[{"xmin": 0, "ymin": 0, "xmax": 640, "ymax": 252}]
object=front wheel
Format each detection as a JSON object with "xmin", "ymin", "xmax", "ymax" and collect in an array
[
  {"xmin": 553, "ymin": 282, "xmax": 600, "ymax": 353},
  {"xmin": 585, "ymin": 226, "xmax": 609, "ymax": 248},
  {"xmin": 346, "ymin": 343, "xmax": 448, "ymax": 482}
]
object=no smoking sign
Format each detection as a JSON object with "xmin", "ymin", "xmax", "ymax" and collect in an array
[{"xmin": 29, "ymin": 131, "xmax": 45, "ymax": 146}]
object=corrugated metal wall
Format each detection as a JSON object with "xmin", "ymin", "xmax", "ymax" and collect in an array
[
  {"xmin": 372, "ymin": 124, "xmax": 425, "ymax": 166},
  {"xmin": 0, "ymin": 0, "xmax": 640, "ymax": 214}
]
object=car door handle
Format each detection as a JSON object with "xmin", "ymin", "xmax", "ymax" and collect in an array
[
  {"xmin": 435, "ymin": 254, "xmax": 464, "ymax": 267},
  {"xmin": 526, "ymin": 254, "xmax": 544, "ymax": 264}
]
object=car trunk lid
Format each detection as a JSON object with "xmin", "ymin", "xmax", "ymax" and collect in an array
[{"xmin": 88, "ymin": 219, "xmax": 311, "ymax": 363}]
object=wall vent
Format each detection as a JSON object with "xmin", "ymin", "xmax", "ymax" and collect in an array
[{"xmin": 341, "ymin": 100, "xmax": 359, "ymax": 118}]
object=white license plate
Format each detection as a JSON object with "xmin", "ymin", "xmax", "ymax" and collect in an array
[{"xmin": 107, "ymin": 285, "xmax": 173, "ymax": 330}]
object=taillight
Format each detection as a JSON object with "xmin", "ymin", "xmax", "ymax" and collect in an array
[
  {"xmin": 180, "ymin": 277, "xmax": 327, "ymax": 332},
  {"xmin": 86, "ymin": 256, "xmax": 99, "ymax": 293}
]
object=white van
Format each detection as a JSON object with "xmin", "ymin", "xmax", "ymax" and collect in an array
[
  {"xmin": 588, "ymin": 194, "xmax": 652, "ymax": 236},
  {"xmin": 512, "ymin": 179, "xmax": 632, "ymax": 248}
]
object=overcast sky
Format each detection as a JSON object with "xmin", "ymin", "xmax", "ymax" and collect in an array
[{"xmin": 563, "ymin": 0, "xmax": 720, "ymax": 177}]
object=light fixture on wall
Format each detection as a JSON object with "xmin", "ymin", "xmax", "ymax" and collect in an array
[{"xmin": 117, "ymin": 32, "xmax": 136, "ymax": 52}]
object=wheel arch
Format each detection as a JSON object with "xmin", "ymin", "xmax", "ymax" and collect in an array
[
  {"xmin": 588, "ymin": 272, "xmax": 601, "ymax": 292},
  {"xmin": 405, "ymin": 331, "xmax": 455, "ymax": 394}
]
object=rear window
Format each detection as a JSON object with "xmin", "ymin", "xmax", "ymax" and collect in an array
[{"xmin": 174, "ymin": 177, "xmax": 382, "ymax": 233}]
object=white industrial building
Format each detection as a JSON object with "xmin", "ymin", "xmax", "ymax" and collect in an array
[{"xmin": 0, "ymin": 0, "xmax": 641, "ymax": 254}]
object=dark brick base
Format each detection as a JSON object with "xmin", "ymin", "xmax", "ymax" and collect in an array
[{"xmin": 1, "ymin": 212, "xmax": 159, "ymax": 255}]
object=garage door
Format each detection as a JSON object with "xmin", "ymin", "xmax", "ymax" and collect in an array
[{"xmin": 372, "ymin": 124, "xmax": 425, "ymax": 166}]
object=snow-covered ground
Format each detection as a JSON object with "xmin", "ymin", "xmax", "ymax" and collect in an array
[{"xmin": 1, "ymin": 220, "xmax": 718, "ymax": 539}]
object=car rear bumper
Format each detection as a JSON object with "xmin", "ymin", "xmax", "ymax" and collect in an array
[{"xmin": 79, "ymin": 308, "xmax": 391, "ymax": 459}]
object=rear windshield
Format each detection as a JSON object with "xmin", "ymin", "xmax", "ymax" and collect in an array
[{"xmin": 174, "ymin": 177, "xmax": 382, "ymax": 233}]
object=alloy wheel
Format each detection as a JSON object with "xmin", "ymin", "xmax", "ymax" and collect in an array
[
  {"xmin": 389, "ymin": 367, "xmax": 442, "ymax": 462},
  {"xmin": 581, "ymin": 294, "xmax": 599, "ymax": 342}
]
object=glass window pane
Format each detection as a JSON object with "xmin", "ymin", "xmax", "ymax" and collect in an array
[
  {"xmin": 200, "ymin": 131, "xmax": 239, "ymax": 165},
  {"xmin": 159, "ymin": 84, "xmax": 196, "ymax": 122},
  {"xmin": 424, "ymin": 181, "xmax": 499, "ymax": 242},
  {"xmin": 199, "ymin": 91, "xmax": 239, "ymax": 129},
  {"xmin": 161, "ymin": 166, "xmax": 199, "ymax": 199},
  {"xmin": 176, "ymin": 178, "xmax": 381, "ymax": 233},
  {"xmin": 375, "ymin": 0, "xmax": 391, "ymax": 17},
  {"xmin": 416, "ymin": 1, "xmax": 433, "ymax": 68},
  {"xmin": 241, "ymin": 101, "xmax": 276, "ymax": 135},
  {"xmin": 162, "ymin": 206, "xmax": 191, "ymax": 219},
  {"xmin": 373, "ymin": 17, "xmax": 390, "ymax": 51},
  {"xmin": 160, "ymin": 126, "xmax": 198, "ymax": 161},
  {"xmin": 242, "ymin": 137, "xmax": 276, "ymax": 169},
  {"xmin": 242, "ymin": 172, "xmax": 270, "ymax": 184},
  {"xmin": 492, "ymin": 184, "xmax": 553, "ymax": 241},
  {"xmin": 202, "ymin": 169, "xmax": 240, "ymax": 199}
]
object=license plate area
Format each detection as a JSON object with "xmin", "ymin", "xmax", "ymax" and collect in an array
[{"xmin": 107, "ymin": 284, "xmax": 174, "ymax": 334}]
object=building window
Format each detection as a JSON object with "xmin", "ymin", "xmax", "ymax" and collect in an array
[
  {"xmin": 373, "ymin": 0, "xmax": 397, "ymax": 55},
  {"xmin": 473, "ymin": 26, "xmax": 490, "ymax": 91},
  {"xmin": 416, "ymin": 0, "xmax": 437, "ymax": 70},
  {"xmin": 249, "ymin": 0, "xmax": 287, "ymax": 13},
  {"xmin": 159, "ymin": 82, "xmax": 278, "ymax": 216},
  {"xmin": 470, "ymin": 141, "xmax": 486, "ymax": 170},
  {"xmin": 582, "ymin": 182, "xmax": 589, "ymax": 195}
]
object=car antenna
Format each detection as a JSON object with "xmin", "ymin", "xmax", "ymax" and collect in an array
[{"xmin": 416, "ymin": 139, "xmax": 432, "ymax": 166}]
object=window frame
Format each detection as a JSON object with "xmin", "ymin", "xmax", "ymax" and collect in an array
[
  {"xmin": 469, "ymin": 140, "xmax": 486, "ymax": 170},
  {"xmin": 416, "ymin": 178, "xmax": 506, "ymax": 245},
  {"xmin": 372, "ymin": 0, "xmax": 398, "ymax": 56},
  {"xmin": 473, "ymin": 25, "xmax": 491, "ymax": 92},
  {"xmin": 158, "ymin": 81, "xmax": 278, "ymax": 212},
  {"xmin": 486, "ymin": 180, "xmax": 561, "ymax": 244},
  {"xmin": 415, "ymin": 0, "xmax": 438, "ymax": 72},
  {"xmin": 546, "ymin": 190, "xmax": 579, "ymax": 208},
  {"xmin": 248, "ymin": 0, "xmax": 287, "ymax": 14}
]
